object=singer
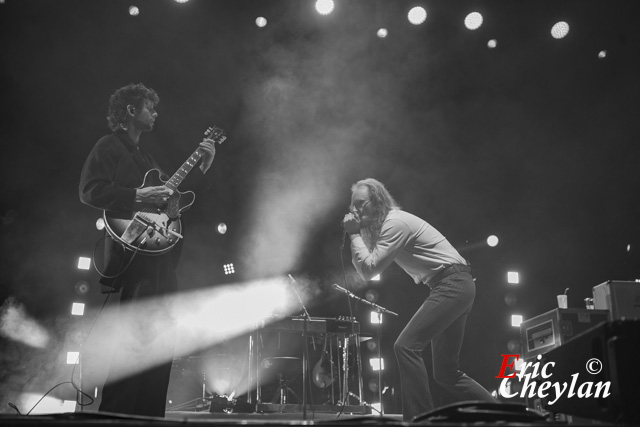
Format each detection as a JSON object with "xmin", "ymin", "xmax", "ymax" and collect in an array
[{"xmin": 342, "ymin": 178, "xmax": 496, "ymax": 421}]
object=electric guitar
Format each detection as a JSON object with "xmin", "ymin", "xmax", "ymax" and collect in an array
[{"xmin": 104, "ymin": 126, "xmax": 226, "ymax": 255}]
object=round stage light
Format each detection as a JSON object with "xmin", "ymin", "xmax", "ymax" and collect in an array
[
  {"xmin": 255, "ymin": 17, "xmax": 267, "ymax": 28},
  {"xmin": 128, "ymin": 5, "xmax": 140, "ymax": 16},
  {"xmin": 95, "ymin": 217, "xmax": 105, "ymax": 231},
  {"xmin": 464, "ymin": 12, "xmax": 483, "ymax": 30},
  {"xmin": 487, "ymin": 39, "xmax": 497, "ymax": 48},
  {"xmin": 551, "ymin": 21, "xmax": 570, "ymax": 39},
  {"xmin": 377, "ymin": 28, "xmax": 388, "ymax": 38},
  {"xmin": 217, "ymin": 223, "xmax": 228, "ymax": 234},
  {"xmin": 408, "ymin": 7, "xmax": 427, "ymax": 25},
  {"xmin": 315, "ymin": 0, "xmax": 334, "ymax": 15},
  {"xmin": 487, "ymin": 235, "xmax": 499, "ymax": 247},
  {"xmin": 598, "ymin": 50, "xmax": 607, "ymax": 59}
]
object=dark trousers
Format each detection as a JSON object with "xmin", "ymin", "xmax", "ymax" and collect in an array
[
  {"xmin": 99, "ymin": 257, "xmax": 177, "ymax": 418},
  {"xmin": 393, "ymin": 265, "xmax": 496, "ymax": 421}
]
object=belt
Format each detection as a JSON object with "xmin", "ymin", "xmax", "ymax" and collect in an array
[{"xmin": 427, "ymin": 264, "xmax": 472, "ymax": 288}]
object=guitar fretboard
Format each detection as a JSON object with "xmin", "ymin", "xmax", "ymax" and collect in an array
[{"xmin": 164, "ymin": 148, "xmax": 204, "ymax": 192}]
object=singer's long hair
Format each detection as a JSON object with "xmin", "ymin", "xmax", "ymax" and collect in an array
[{"xmin": 351, "ymin": 178, "xmax": 400, "ymax": 250}]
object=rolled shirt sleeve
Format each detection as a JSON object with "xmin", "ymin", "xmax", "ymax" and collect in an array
[{"xmin": 350, "ymin": 219, "xmax": 411, "ymax": 281}]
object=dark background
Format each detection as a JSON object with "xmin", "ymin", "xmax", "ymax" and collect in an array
[{"xmin": 1, "ymin": 0, "xmax": 639, "ymax": 414}]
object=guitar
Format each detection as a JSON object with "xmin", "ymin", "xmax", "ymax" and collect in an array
[
  {"xmin": 312, "ymin": 335, "xmax": 335, "ymax": 388},
  {"xmin": 104, "ymin": 125, "xmax": 226, "ymax": 255}
]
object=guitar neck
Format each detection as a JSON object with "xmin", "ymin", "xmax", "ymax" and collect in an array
[{"xmin": 164, "ymin": 147, "xmax": 204, "ymax": 192}]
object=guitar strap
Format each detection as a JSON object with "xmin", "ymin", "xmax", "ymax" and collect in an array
[{"xmin": 114, "ymin": 131, "xmax": 154, "ymax": 179}]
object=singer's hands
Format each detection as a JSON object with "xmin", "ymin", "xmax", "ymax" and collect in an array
[{"xmin": 342, "ymin": 212, "xmax": 361, "ymax": 235}]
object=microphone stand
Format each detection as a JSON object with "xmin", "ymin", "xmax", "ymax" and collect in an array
[
  {"xmin": 288, "ymin": 275, "xmax": 311, "ymax": 421},
  {"xmin": 333, "ymin": 284, "xmax": 397, "ymax": 415}
]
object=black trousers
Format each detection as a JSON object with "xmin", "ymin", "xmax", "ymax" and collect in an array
[
  {"xmin": 99, "ymin": 256, "xmax": 177, "ymax": 418},
  {"xmin": 393, "ymin": 265, "xmax": 496, "ymax": 421}
]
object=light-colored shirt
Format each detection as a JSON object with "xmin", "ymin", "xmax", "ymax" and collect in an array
[{"xmin": 350, "ymin": 209, "xmax": 467, "ymax": 285}]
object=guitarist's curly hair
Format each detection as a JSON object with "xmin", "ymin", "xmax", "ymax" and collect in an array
[{"xmin": 107, "ymin": 83, "xmax": 160, "ymax": 131}]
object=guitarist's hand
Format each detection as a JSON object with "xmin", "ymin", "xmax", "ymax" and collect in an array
[
  {"xmin": 135, "ymin": 186, "xmax": 173, "ymax": 204},
  {"xmin": 199, "ymin": 138, "xmax": 216, "ymax": 174}
]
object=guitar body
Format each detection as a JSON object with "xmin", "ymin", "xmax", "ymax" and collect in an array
[
  {"xmin": 312, "ymin": 336, "xmax": 335, "ymax": 388},
  {"xmin": 102, "ymin": 125, "xmax": 226, "ymax": 256},
  {"xmin": 104, "ymin": 169, "xmax": 195, "ymax": 256}
]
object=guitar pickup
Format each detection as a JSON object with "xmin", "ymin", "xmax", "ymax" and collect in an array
[{"xmin": 120, "ymin": 217, "xmax": 150, "ymax": 245}]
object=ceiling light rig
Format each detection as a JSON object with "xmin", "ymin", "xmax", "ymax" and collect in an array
[
  {"xmin": 551, "ymin": 21, "xmax": 570, "ymax": 39},
  {"xmin": 407, "ymin": 6, "xmax": 427, "ymax": 25},
  {"xmin": 315, "ymin": 0, "xmax": 335, "ymax": 16},
  {"xmin": 464, "ymin": 12, "xmax": 483, "ymax": 30}
]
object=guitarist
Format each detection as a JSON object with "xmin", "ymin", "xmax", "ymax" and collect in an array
[{"xmin": 79, "ymin": 83, "xmax": 215, "ymax": 417}]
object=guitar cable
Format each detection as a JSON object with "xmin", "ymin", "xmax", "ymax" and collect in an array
[
  {"xmin": 10, "ymin": 236, "xmax": 149, "ymax": 414},
  {"xmin": 11, "ymin": 290, "xmax": 113, "ymax": 415},
  {"xmin": 92, "ymin": 235, "xmax": 147, "ymax": 280}
]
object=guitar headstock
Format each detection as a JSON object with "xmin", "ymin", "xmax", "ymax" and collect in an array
[{"xmin": 204, "ymin": 125, "xmax": 227, "ymax": 145}]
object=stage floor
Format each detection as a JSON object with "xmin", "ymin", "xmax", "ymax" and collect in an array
[{"xmin": 166, "ymin": 410, "xmax": 403, "ymax": 424}]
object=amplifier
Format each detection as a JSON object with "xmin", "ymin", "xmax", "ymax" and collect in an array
[
  {"xmin": 537, "ymin": 320, "xmax": 640, "ymax": 423},
  {"xmin": 520, "ymin": 308, "xmax": 609, "ymax": 359},
  {"xmin": 593, "ymin": 280, "xmax": 640, "ymax": 320}
]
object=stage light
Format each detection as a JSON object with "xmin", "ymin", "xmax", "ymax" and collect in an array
[
  {"xmin": 95, "ymin": 218, "xmax": 105, "ymax": 230},
  {"xmin": 598, "ymin": 50, "xmax": 607, "ymax": 59},
  {"xmin": 487, "ymin": 235, "xmax": 499, "ymax": 247},
  {"xmin": 627, "ymin": 244, "xmax": 632, "ymax": 252},
  {"xmin": 371, "ymin": 274, "xmax": 380, "ymax": 281},
  {"xmin": 504, "ymin": 292, "xmax": 517, "ymax": 307},
  {"xmin": 17, "ymin": 394, "xmax": 77, "ymax": 415},
  {"xmin": 370, "ymin": 311, "xmax": 382, "ymax": 324},
  {"xmin": 507, "ymin": 271, "xmax": 519, "ymax": 284},
  {"xmin": 174, "ymin": 0, "xmax": 189, "ymax": 3},
  {"xmin": 223, "ymin": 263, "xmax": 235, "ymax": 275},
  {"xmin": 408, "ymin": 7, "xmax": 427, "ymax": 25},
  {"xmin": 464, "ymin": 12, "xmax": 483, "ymax": 30},
  {"xmin": 217, "ymin": 222, "xmax": 228, "ymax": 234},
  {"xmin": 255, "ymin": 17, "xmax": 267, "ymax": 28},
  {"xmin": 377, "ymin": 28, "xmax": 388, "ymax": 38},
  {"xmin": 551, "ymin": 21, "xmax": 569, "ymax": 39},
  {"xmin": 75, "ymin": 280, "xmax": 90, "ymax": 295},
  {"xmin": 66, "ymin": 351, "xmax": 80, "ymax": 364},
  {"xmin": 487, "ymin": 39, "xmax": 497, "ymax": 49},
  {"xmin": 369, "ymin": 358, "xmax": 385, "ymax": 371},
  {"xmin": 128, "ymin": 5, "xmax": 139, "ymax": 16},
  {"xmin": 77, "ymin": 257, "xmax": 91, "ymax": 270},
  {"xmin": 511, "ymin": 314, "xmax": 523, "ymax": 327},
  {"xmin": 315, "ymin": 0, "xmax": 334, "ymax": 15},
  {"xmin": 71, "ymin": 303, "xmax": 85, "ymax": 316},
  {"xmin": 365, "ymin": 290, "xmax": 379, "ymax": 303}
]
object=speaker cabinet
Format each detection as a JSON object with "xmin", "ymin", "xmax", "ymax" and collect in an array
[
  {"xmin": 519, "ymin": 308, "xmax": 609, "ymax": 359},
  {"xmin": 536, "ymin": 320, "xmax": 640, "ymax": 423},
  {"xmin": 593, "ymin": 280, "xmax": 640, "ymax": 320}
]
